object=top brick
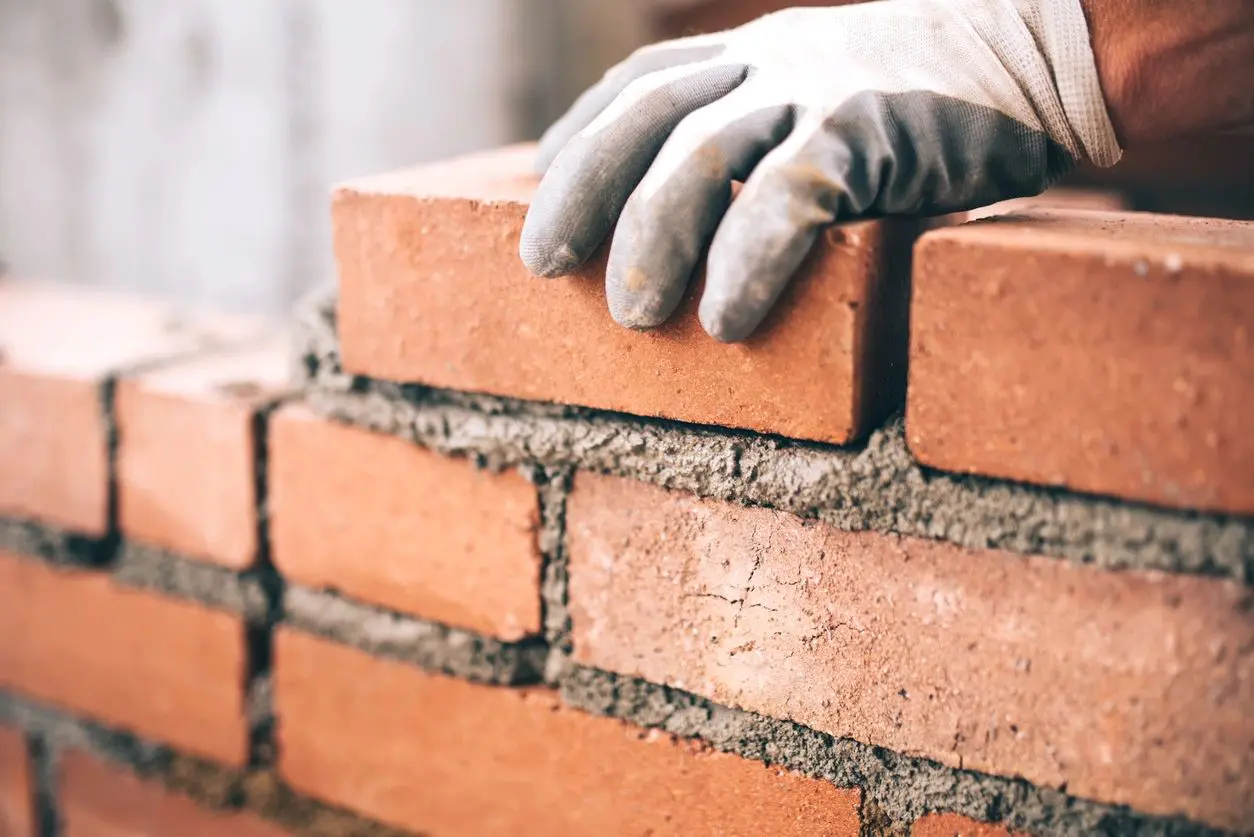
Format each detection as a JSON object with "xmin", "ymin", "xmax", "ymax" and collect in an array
[
  {"xmin": 0, "ymin": 280, "xmax": 265, "ymax": 534},
  {"xmin": 908, "ymin": 210, "xmax": 1254, "ymax": 515},
  {"xmin": 331, "ymin": 144, "xmax": 917, "ymax": 445}
]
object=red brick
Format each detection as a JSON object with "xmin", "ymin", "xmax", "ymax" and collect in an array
[
  {"xmin": 270, "ymin": 405, "xmax": 542, "ymax": 640},
  {"xmin": 60, "ymin": 749, "xmax": 287, "ymax": 837},
  {"xmin": 116, "ymin": 339, "xmax": 290, "ymax": 568},
  {"xmin": 332, "ymin": 144, "xmax": 914, "ymax": 444},
  {"xmin": 0, "ymin": 726, "xmax": 32, "ymax": 837},
  {"xmin": 275, "ymin": 628, "xmax": 861, "ymax": 837},
  {"xmin": 0, "ymin": 550, "xmax": 249, "ymax": 766},
  {"xmin": 0, "ymin": 280, "xmax": 264, "ymax": 534},
  {"xmin": 908, "ymin": 210, "xmax": 1254, "ymax": 514},
  {"xmin": 912, "ymin": 813, "xmax": 1023, "ymax": 837},
  {"xmin": 565, "ymin": 473, "xmax": 1254, "ymax": 832}
]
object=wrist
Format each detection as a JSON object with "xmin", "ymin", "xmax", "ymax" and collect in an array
[{"xmin": 1081, "ymin": 0, "xmax": 1254, "ymax": 146}]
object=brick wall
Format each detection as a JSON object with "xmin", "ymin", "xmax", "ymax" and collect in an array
[{"xmin": 0, "ymin": 143, "xmax": 1251, "ymax": 837}]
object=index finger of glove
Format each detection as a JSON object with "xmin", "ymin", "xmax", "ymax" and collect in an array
[
  {"xmin": 520, "ymin": 61, "xmax": 748, "ymax": 278},
  {"xmin": 534, "ymin": 36, "xmax": 728, "ymax": 174}
]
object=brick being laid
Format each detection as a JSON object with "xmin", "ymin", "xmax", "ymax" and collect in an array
[
  {"xmin": 331, "ymin": 143, "xmax": 916, "ymax": 445},
  {"xmin": 908, "ymin": 209, "xmax": 1254, "ymax": 515},
  {"xmin": 564, "ymin": 472, "xmax": 1254, "ymax": 833}
]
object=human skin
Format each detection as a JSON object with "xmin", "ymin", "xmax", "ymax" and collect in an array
[{"xmin": 1081, "ymin": 0, "xmax": 1254, "ymax": 145}]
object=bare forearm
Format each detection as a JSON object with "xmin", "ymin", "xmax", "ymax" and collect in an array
[{"xmin": 1083, "ymin": 0, "xmax": 1254, "ymax": 146}]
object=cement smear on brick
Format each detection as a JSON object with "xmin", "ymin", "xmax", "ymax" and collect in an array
[
  {"xmin": 283, "ymin": 585, "xmax": 546, "ymax": 686},
  {"xmin": 296, "ymin": 288, "xmax": 1254, "ymax": 582},
  {"xmin": 114, "ymin": 542, "xmax": 269, "ymax": 622},
  {"xmin": 0, "ymin": 517, "xmax": 112, "ymax": 568},
  {"xmin": 555, "ymin": 666, "xmax": 1229, "ymax": 837},
  {"xmin": 535, "ymin": 467, "xmax": 573, "ymax": 656}
]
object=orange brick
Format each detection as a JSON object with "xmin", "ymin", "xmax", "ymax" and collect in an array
[
  {"xmin": 275, "ymin": 628, "xmax": 860, "ymax": 837},
  {"xmin": 565, "ymin": 473, "xmax": 1254, "ymax": 832},
  {"xmin": 60, "ymin": 749, "xmax": 288, "ymax": 837},
  {"xmin": 0, "ymin": 550, "xmax": 249, "ymax": 765},
  {"xmin": 116, "ymin": 339, "xmax": 290, "ymax": 568},
  {"xmin": 0, "ymin": 726, "xmax": 32, "ymax": 837},
  {"xmin": 270, "ymin": 405, "xmax": 542, "ymax": 640},
  {"xmin": 912, "ymin": 813, "xmax": 1022, "ymax": 837},
  {"xmin": 332, "ymin": 144, "xmax": 914, "ymax": 444},
  {"xmin": 908, "ymin": 210, "xmax": 1254, "ymax": 514},
  {"xmin": 0, "ymin": 281, "xmax": 264, "ymax": 534}
]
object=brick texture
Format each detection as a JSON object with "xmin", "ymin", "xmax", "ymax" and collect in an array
[
  {"xmin": 332, "ymin": 144, "xmax": 915, "ymax": 444},
  {"xmin": 59, "ymin": 749, "xmax": 288, "ymax": 837},
  {"xmin": 270, "ymin": 405, "xmax": 542, "ymax": 640},
  {"xmin": 0, "ymin": 726, "xmax": 31, "ymax": 837},
  {"xmin": 908, "ymin": 210, "xmax": 1254, "ymax": 515},
  {"xmin": 275, "ymin": 628, "xmax": 862, "ymax": 837},
  {"xmin": 912, "ymin": 813, "xmax": 1021, "ymax": 837},
  {"xmin": 116, "ymin": 339, "xmax": 290, "ymax": 568},
  {"xmin": 565, "ymin": 473, "xmax": 1254, "ymax": 832},
  {"xmin": 0, "ymin": 280, "xmax": 263, "ymax": 534},
  {"xmin": 0, "ymin": 550, "xmax": 249, "ymax": 765}
]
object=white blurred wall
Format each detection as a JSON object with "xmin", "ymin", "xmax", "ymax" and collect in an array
[{"xmin": 0, "ymin": 0, "xmax": 652, "ymax": 317}]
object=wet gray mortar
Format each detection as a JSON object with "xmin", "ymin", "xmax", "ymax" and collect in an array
[
  {"xmin": 296, "ymin": 285, "xmax": 1254, "ymax": 583},
  {"xmin": 283, "ymin": 585, "xmax": 547, "ymax": 686}
]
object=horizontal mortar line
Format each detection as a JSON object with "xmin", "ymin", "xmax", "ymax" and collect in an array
[
  {"xmin": 0, "ymin": 520, "xmax": 270, "ymax": 623},
  {"xmin": 0, "ymin": 690, "xmax": 419, "ymax": 837},
  {"xmin": 281, "ymin": 584, "xmax": 549, "ymax": 687},
  {"xmin": 557, "ymin": 664, "xmax": 1234, "ymax": 837},
  {"xmin": 0, "ymin": 516, "xmax": 114, "ymax": 568},
  {"xmin": 301, "ymin": 371, "xmax": 1254, "ymax": 583}
]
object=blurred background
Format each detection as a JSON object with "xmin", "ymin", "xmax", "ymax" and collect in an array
[{"xmin": 1, "ymin": 0, "xmax": 1251, "ymax": 319}]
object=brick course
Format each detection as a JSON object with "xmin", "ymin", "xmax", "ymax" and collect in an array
[
  {"xmin": 0, "ymin": 550, "xmax": 249, "ymax": 766},
  {"xmin": 116, "ymin": 340, "xmax": 290, "ymax": 568},
  {"xmin": 565, "ymin": 472, "xmax": 1254, "ymax": 832},
  {"xmin": 331, "ymin": 144, "xmax": 914, "ymax": 444},
  {"xmin": 908, "ymin": 210, "xmax": 1254, "ymax": 515},
  {"xmin": 275, "ymin": 628, "xmax": 862, "ymax": 837},
  {"xmin": 59, "ymin": 750, "xmax": 288, "ymax": 837},
  {"xmin": 270, "ymin": 405, "xmax": 543, "ymax": 640},
  {"xmin": 0, "ymin": 726, "xmax": 31, "ymax": 837},
  {"xmin": 0, "ymin": 281, "xmax": 264, "ymax": 534}
]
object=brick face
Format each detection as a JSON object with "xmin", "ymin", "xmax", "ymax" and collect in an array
[
  {"xmin": 908, "ymin": 210, "xmax": 1254, "ymax": 515},
  {"xmin": 270, "ymin": 405, "xmax": 542, "ymax": 640},
  {"xmin": 0, "ymin": 280, "xmax": 265, "ymax": 534},
  {"xmin": 59, "ymin": 750, "xmax": 288, "ymax": 837},
  {"xmin": 0, "ymin": 726, "xmax": 31, "ymax": 837},
  {"xmin": 116, "ymin": 340, "xmax": 290, "ymax": 568},
  {"xmin": 565, "ymin": 473, "xmax": 1254, "ymax": 832},
  {"xmin": 332, "ymin": 144, "xmax": 914, "ymax": 444},
  {"xmin": 275, "ymin": 628, "xmax": 862, "ymax": 837},
  {"xmin": 0, "ymin": 550, "xmax": 249, "ymax": 766}
]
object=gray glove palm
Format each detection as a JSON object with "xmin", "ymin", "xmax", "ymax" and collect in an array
[{"xmin": 520, "ymin": 0, "xmax": 1122, "ymax": 341}]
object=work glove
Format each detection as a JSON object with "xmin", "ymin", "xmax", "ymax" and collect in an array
[{"xmin": 519, "ymin": 0, "xmax": 1122, "ymax": 342}]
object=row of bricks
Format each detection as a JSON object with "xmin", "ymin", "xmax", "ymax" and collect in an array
[
  {"xmin": 0, "ymin": 559, "xmax": 1014, "ymax": 837},
  {"xmin": 0, "ymin": 278, "xmax": 1249, "ymax": 828},
  {"xmin": 2, "ymin": 371, "xmax": 1252, "ymax": 832},
  {"xmin": 331, "ymin": 144, "xmax": 1254, "ymax": 515}
]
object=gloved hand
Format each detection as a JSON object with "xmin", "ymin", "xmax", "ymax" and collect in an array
[{"xmin": 519, "ymin": 0, "xmax": 1122, "ymax": 342}]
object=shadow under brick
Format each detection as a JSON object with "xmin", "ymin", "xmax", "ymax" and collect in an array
[
  {"xmin": 295, "ymin": 286, "xmax": 1254, "ymax": 583},
  {"xmin": 0, "ymin": 517, "xmax": 113, "ymax": 568}
]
